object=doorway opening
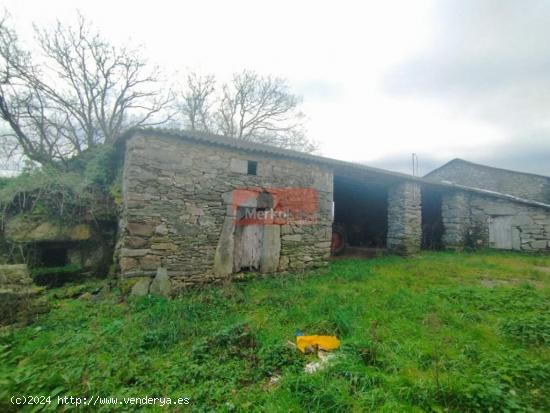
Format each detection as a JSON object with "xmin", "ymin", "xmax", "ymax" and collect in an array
[
  {"xmin": 421, "ymin": 186, "xmax": 444, "ymax": 250},
  {"xmin": 40, "ymin": 245, "xmax": 69, "ymax": 267},
  {"xmin": 332, "ymin": 175, "xmax": 388, "ymax": 257}
]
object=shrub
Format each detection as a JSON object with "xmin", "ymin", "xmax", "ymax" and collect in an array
[
  {"xmin": 31, "ymin": 264, "xmax": 83, "ymax": 287},
  {"xmin": 499, "ymin": 314, "xmax": 550, "ymax": 346},
  {"xmin": 257, "ymin": 343, "xmax": 303, "ymax": 375}
]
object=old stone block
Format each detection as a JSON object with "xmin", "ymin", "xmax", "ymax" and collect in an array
[
  {"xmin": 126, "ymin": 236, "xmax": 148, "ymax": 249},
  {"xmin": 186, "ymin": 204, "xmax": 204, "ymax": 216},
  {"xmin": 213, "ymin": 216, "xmax": 235, "ymax": 277},
  {"xmin": 120, "ymin": 257, "xmax": 138, "ymax": 271},
  {"xmin": 140, "ymin": 255, "xmax": 161, "ymax": 270},
  {"xmin": 281, "ymin": 225, "xmax": 293, "ymax": 235},
  {"xmin": 230, "ymin": 158, "xmax": 248, "ymax": 174},
  {"xmin": 181, "ymin": 157, "xmax": 193, "ymax": 167},
  {"xmin": 257, "ymin": 163, "xmax": 273, "ymax": 177},
  {"xmin": 278, "ymin": 255, "xmax": 290, "ymax": 271},
  {"xmin": 531, "ymin": 240, "xmax": 548, "ymax": 249},
  {"xmin": 313, "ymin": 172, "xmax": 332, "ymax": 192},
  {"xmin": 151, "ymin": 243, "xmax": 176, "ymax": 251},
  {"xmin": 316, "ymin": 241, "xmax": 332, "ymax": 249},
  {"xmin": 5, "ymin": 217, "xmax": 92, "ymax": 243},
  {"xmin": 121, "ymin": 248, "xmax": 149, "ymax": 257},
  {"xmin": 155, "ymin": 224, "xmax": 169, "ymax": 235},
  {"xmin": 130, "ymin": 277, "xmax": 152, "ymax": 296},
  {"xmin": 127, "ymin": 222, "xmax": 154, "ymax": 237},
  {"xmin": 0, "ymin": 264, "xmax": 32, "ymax": 286},
  {"xmin": 0, "ymin": 287, "xmax": 48, "ymax": 326},
  {"xmin": 282, "ymin": 234, "xmax": 302, "ymax": 242},
  {"xmin": 513, "ymin": 215, "xmax": 533, "ymax": 226},
  {"xmin": 149, "ymin": 267, "xmax": 171, "ymax": 297},
  {"xmin": 198, "ymin": 215, "xmax": 215, "ymax": 226}
]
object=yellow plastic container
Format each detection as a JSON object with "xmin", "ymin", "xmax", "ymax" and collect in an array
[{"xmin": 296, "ymin": 335, "xmax": 340, "ymax": 353}]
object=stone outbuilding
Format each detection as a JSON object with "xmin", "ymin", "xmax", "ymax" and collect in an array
[
  {"xmin": 117, "ymin": 129, "xmax": 550, "ymax": 291},
  {"xmin": 425, "ymin": 158, "xmax": 550, "ymax": 204},
  {"xmin": 424, "ymin": 159, "xmax": 550, "ymax": 251}
]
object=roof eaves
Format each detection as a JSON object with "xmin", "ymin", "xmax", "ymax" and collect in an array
[
  {"xmin": 425, "ymin": 157, "xmax": 550, "ymax": 180},
  {"xmin": 121, "ymin": 128, "xmax": 550, "ymax": 210}
]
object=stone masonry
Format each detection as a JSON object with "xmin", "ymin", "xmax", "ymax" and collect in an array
[
  {"xmin": 427, "ymin": 159, "xmax": 550, "ymax": 204},
  {"xmin": 117, "ymin": 129, "xmax": 550, "ymax": 294},
  {"xmin": 0, "ymin": 264, "xmax": 48, "ymax": 325},
  {"xmin": 119, "ymin": 133, "xmax": 333, "ymax": 291},
  {"xmin": 387, "ymin": 182, "xmax": 422, "ymax": 254},
  {"xmin": 441, "ymin": 191, "xmax": 471, "ymax": 249},
  {"xmin": 441, "ymin": 189, "xmax": 550, "ymax": 252}
]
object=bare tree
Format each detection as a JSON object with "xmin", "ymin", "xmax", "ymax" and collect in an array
[
  {"xmin": 178, "ymin": 70, "xmax": 317, "ymax": 153},
  {"xmin": 178, "ymin": 73, "xmax": 215, "ymax": 132},
  {"xmin": 0, "ymin": 13, "xmax": 174, "ymax": 167},
  {"xmin": 216, "ymin": 71, "xmax": 316, "ymax": 151}
]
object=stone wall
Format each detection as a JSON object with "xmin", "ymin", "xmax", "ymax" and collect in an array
[
  {"xmin": 441, "ymin": 189, "xmax": 550, "ymax": 252},
  {"xmin": 3, "ymin": 216, "xmax": 116, "ymax": 274},
  {"xmin": 427, "ymin": 159, "xmax": 550, "ymax": 204},
  {"xmin": 120, "ymin": 134, "xmax": 333, "ymax": 290},
  {"xmin": 387, "ymin": 182, "xmax": 421, "ymax": 254},
  {"xmin": 441, "ymin": 191, "xmax": 471, "ymax": 249},
  {"xmin": 0, "ymin": 264, "xmax": 48, "ymax": 325}
]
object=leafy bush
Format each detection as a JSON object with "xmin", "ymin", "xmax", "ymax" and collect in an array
[
  {"xmin": 31, "ymin": 264, "xmax": 83, "ymax": 287},
  {"xmin": 257, "ymin": 343, "xmax": 303, "ymax": 375},
  {"xmin": 0, "ymin": 145, "xmax": 119, "ymax": 225},
  {"xmin": 499, "ymin": 314, "xmax": 550, "ymax": 346},
  {"xmin": 438, "ymin": 375, "xmax": 522, "ymax": 412},
  {"xmin": 191, "ymin": 322, "xmax": 257, "ymax": 361}
]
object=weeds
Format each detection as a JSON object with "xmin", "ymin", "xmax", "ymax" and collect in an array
[
  {"xmin": 1, "ymin": 251, "xmax": 549, "ymax": 412},
  {"xmin": 499, "ymin": 313, "xmax": 550, "ymax": 346}
]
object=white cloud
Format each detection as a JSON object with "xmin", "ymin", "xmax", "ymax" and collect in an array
[{"xmin": 4, "ymin": 0, "xmax": 549, "ymax": 175}]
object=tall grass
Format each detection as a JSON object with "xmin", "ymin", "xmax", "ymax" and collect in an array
[{"xmin": 1, "ymin": 251, "xmax": 549, "ymax": 412}]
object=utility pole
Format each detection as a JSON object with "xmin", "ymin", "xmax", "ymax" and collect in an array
[{"xmin": 412, "ymin": 153, "xmax": 419, "ymax": 177}]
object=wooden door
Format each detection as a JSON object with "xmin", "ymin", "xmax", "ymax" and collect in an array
[
  {"xmin": 489, "ymin": 216, "xmax": 513, "ymax": 250},
  {"xmin": 234, "ymin": 207, "xmax": 264, "ymax": 271}
]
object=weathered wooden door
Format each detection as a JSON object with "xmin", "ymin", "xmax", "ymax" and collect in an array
[
  {"xmin": 234, "ymin": 207, "xmax": 264, "ymax": 271},
  {"xmin": 489, "ymin": 216, "xmax": 513, "ymax": 249}
]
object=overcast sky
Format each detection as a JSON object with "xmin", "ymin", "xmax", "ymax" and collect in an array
[{"xmin": 4, "ymin": 0, "xmax": 550, "ymax": 176}]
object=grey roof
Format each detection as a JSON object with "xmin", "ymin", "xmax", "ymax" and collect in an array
[
  {"xmin": 425, "ymin": 158, "xmax": 550, "ymax": 180},
  {"xmin": 121, "ymin": 128, "xmax": 550, "ymax": 210}
]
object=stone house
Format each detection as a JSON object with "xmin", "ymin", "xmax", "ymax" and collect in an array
[
  {"xmin": 424, "ymin": 159, "xmax": 550, "ymax": 251},
  {"xmin": 425, "ymin": 158, "xmax": 550, "ymax": 204},
  {"xmin": 117, "ymin": 129, "xmax": 550, "ymax": 290}
]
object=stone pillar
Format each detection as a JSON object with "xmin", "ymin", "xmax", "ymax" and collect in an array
[
  {"xmin": 441, "ymin": 191, "xmax": 470, "ymax": 250},
  {"xmin": 387, "ymin": 182, "xmax": 422, "ymax": 255}
]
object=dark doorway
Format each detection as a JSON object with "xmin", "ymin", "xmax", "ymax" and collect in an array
[
  {"xmin": 41, "ymin": 246, "xmax": 68, "ymax": 267},
  {"xmin": 333, "ymin": 175, "xmax": 388, "ymax": 253},
  {"xmin": 33, "ymin": 242, "xmax": 80, "ymax": 287},
  {"xmin": 421, "ymin": 186, "xmax": 444, "ymax": 249}
]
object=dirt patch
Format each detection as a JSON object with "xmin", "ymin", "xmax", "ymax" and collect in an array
[
  {"xmin": 480, "ymin": 279, "xmax": 511, "ymax": 288},
  {"xmin": 480, "ymin": 276, "xmax": 544, "ymax": 289}
]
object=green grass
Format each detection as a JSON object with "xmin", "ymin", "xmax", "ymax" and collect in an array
[{"xmin": 1, "ymin": 251, "xmax": 550, "ymax": 412}]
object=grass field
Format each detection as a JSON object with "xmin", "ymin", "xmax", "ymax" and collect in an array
[{"xmin": 1, "ymin": 251, "xmax": 550, "ymax": 412}]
